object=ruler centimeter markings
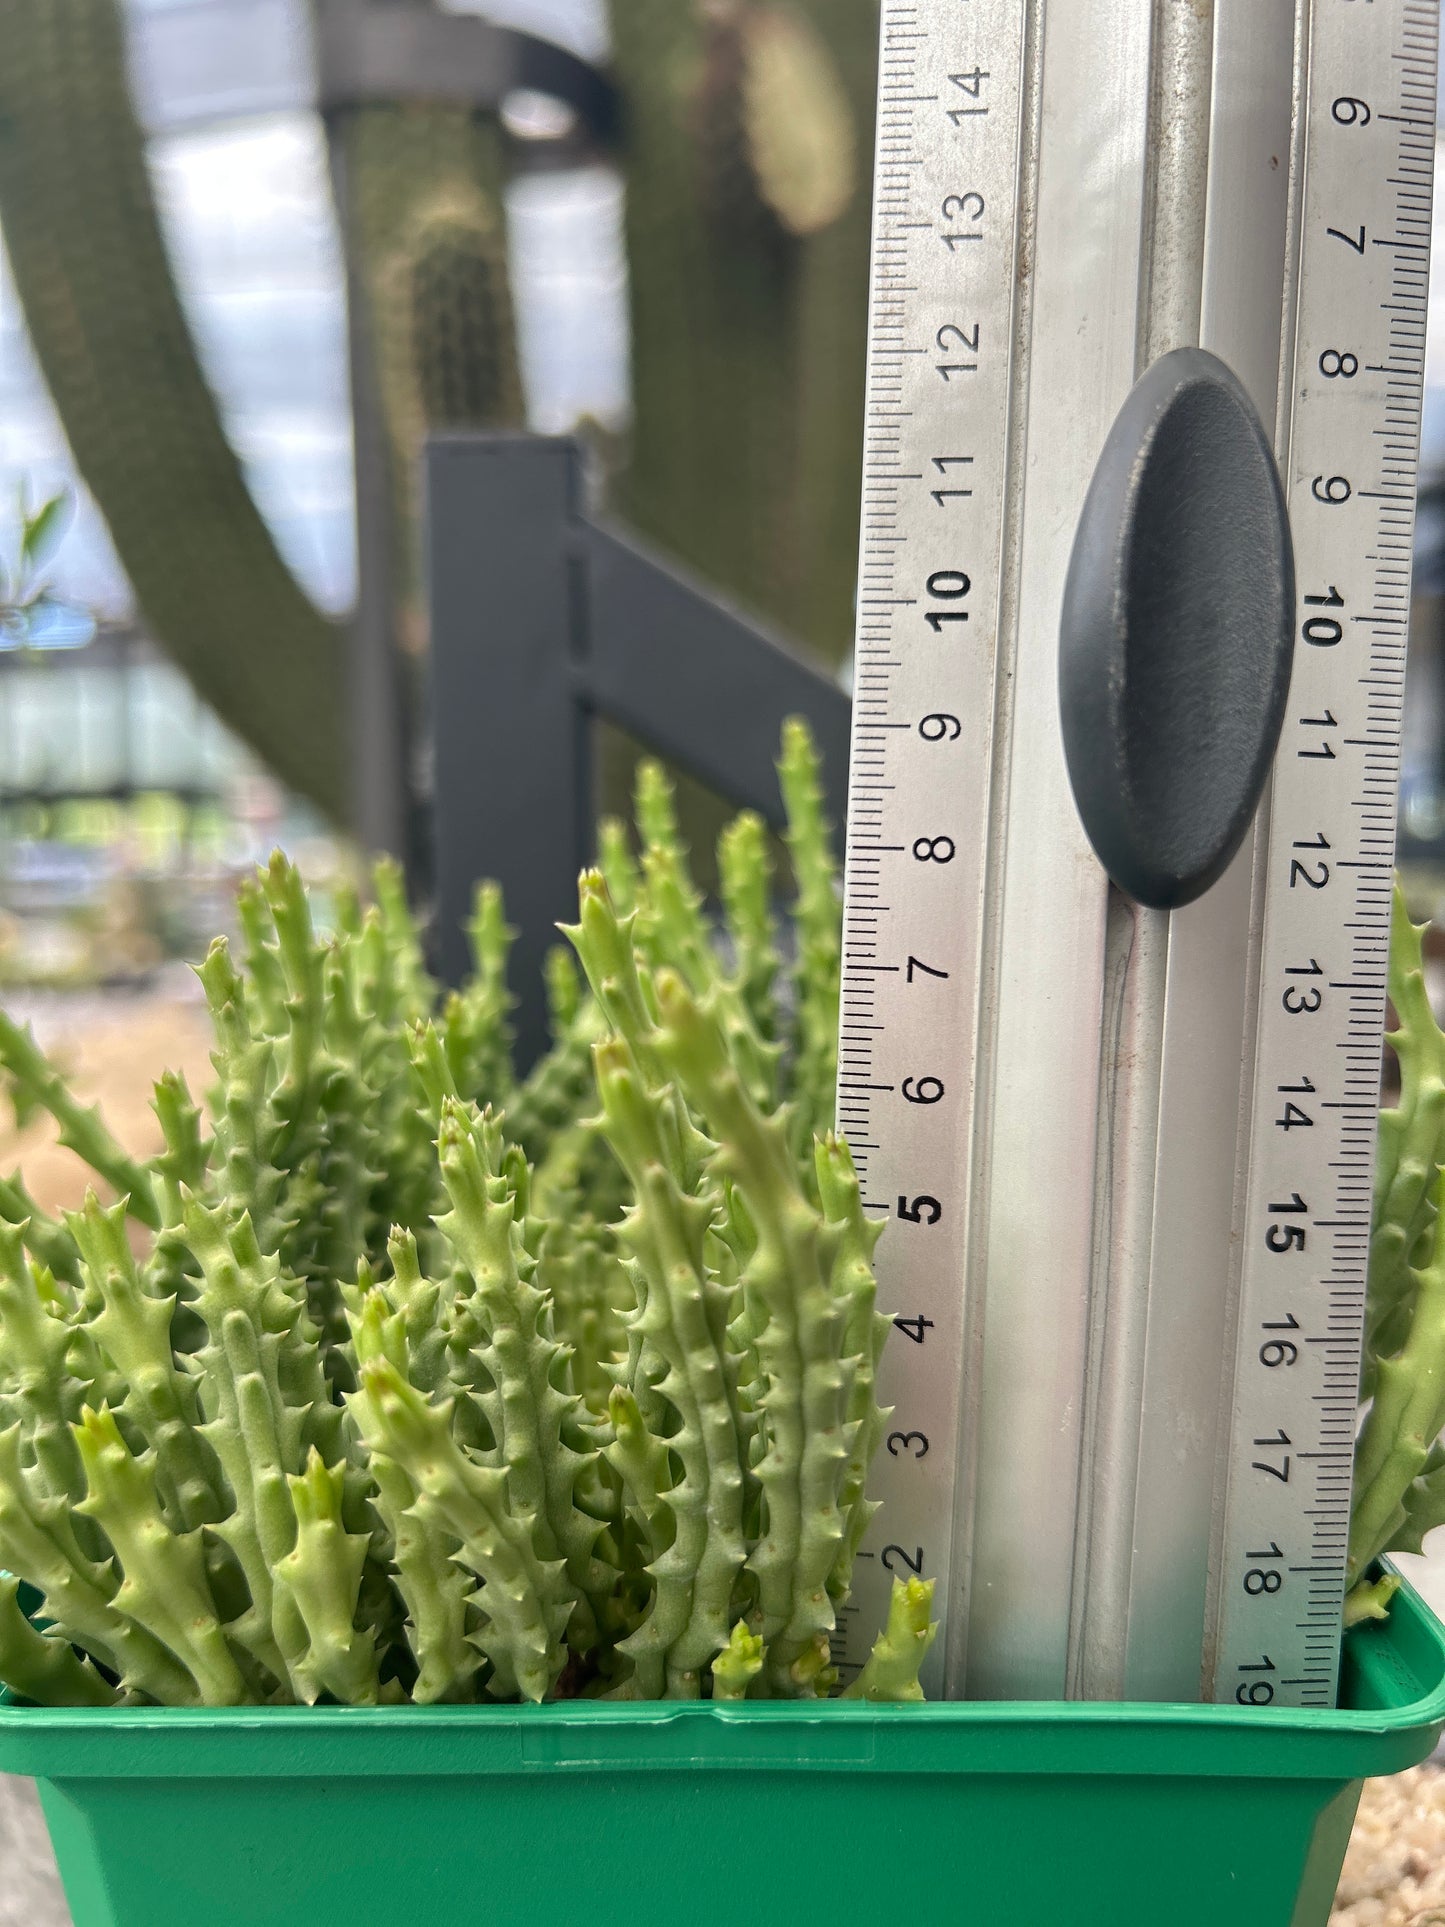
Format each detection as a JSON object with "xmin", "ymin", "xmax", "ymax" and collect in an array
[
  {"xmin": 835, "ymin": 0, "xmax": 1029, "ymax": 1695},
  {"xmin": 1210, "ymin": 0, "xmax": 1437, "ymax": 1708},
  {"xmin": 837, "ymin": 0, "xmax": 1437, "ymax": 1705}
]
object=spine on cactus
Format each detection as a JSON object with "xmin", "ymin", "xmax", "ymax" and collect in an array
[{"xmin": 608, "ymin": 0, "xmax": 875, "ymax": 666}]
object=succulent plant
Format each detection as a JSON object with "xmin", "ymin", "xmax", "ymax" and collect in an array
[
  {"xmin": 0, "ymin": 724, "xmax": 933, "ymax": 1707},
  {"xmin": 1347, "ymin": 883, "xmax": 1445, "ymax": 1625}
]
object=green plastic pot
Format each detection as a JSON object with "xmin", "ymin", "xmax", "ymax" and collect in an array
[{"xmin": 1, "ymin": 1568, "xmax": 1442, "ymax": 1927}]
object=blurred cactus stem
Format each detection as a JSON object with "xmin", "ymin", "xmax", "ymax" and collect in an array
[
  {"xmin": 0, "ymin": 0, "xmax": 348, "ymax": 818},
  {"xmin": 608, "ymin": 0, "xmax": 877, "ymax": 665}
]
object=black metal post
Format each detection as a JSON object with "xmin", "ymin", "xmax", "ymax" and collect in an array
[
  {"xmin": 426, "ymin": 433, "xmax": 852, "ymax": 1069},
  {"xmin": 426, "ymin": 437, "xmax": 590, "ymax": 1060}
]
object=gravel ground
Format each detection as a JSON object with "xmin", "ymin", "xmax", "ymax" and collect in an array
[
  {"xmin": 0, "ymin": 1780, "xmax": 64, "ymax": 1925},
  {"xmin": 0, "ymin": 989, "xmax": 1443, "ymax": 1926},
  {"xmin": 1332, "ymin": 1766, "xmax": 1445, "ymax": 1926}
]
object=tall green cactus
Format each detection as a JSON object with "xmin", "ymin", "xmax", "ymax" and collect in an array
[
  {"xmin": 335, "ymin": 99, "xmax": 525, "ymax": 649},
  {"xmin": 0, "ymin": 0, "xmax": 348, "ymax": 818},
  {"xmin": 0, "ymin": 0, "xmax": 525, "ymax": 826}
]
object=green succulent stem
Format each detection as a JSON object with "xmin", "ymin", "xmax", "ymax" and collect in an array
[
  {"xmin": 354, "ymin": 1358, "xmax": 571, "ymax": 1703},
  {"xmin": 594, "ymin": 1037, "xmax": 749, "ymax": 1694},
  {"xmin": 0, "ymin": 1576, "xmax": 117, "ymax": 1707},
  {"xmin": 73, "ymin": 1406, "xmax": 246, "ymax": 1707},
  {"xmin": 0, "ymin": 1010, "xmax": 160, "ymax": 1227},
  {"xmin": 711, "ymin": 1619, "xmax": 765, "ymax": 1701},
  {"xmin": 842, "ymin": 1577, "xmax": 937, "ymax": 1702},
  {"xmin": 650, "ymin": 969, "xmax": 853, "ymax": 1696},
  {"xmin": 274, "ymin": 1450, "xmax": 380, "ymax": 1705}
]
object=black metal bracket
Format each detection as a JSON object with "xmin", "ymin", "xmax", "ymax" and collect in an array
[{"xmin": 424, "ymin": 434, "xmax": 852, "ymax": 1067}]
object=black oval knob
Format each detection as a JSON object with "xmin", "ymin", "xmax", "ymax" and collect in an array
[{"xmin": 1058, "ymin": 346, "xmax": 1295, "ymax": 909}]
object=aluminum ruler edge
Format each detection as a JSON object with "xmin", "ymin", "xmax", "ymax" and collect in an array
[
  {"xmin": 833, "ymin": 0, "xmax": 1438, "ymax": 1704},
  {"xmin": 1207, "ymin": 0, "xmax": 1439, "ymax": 1710},
  {"xmin": 832, "ymin": 0, "xmax": 1030, "ymax": 1698}
]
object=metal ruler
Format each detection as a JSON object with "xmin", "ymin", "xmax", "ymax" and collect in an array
[{"xmin": 834, "ymin": 0, "xmax": 1438, "ymax": 1704}]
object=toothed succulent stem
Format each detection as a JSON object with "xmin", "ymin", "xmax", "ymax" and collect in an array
[
  {"xmin": 842, "ymin": 1577, "xmax": 937, "ymax": 1702},
  {"xmin": 0, "ymin": 1576, "xmax": 116, "ymax": 1706},
  {"xmin": 814, "ymin": 1135, "xmax": 890, "ymax": 1601},
  {"xmin": 719, "ymin": 809, "xmax": 781, "ymax": 1043},
  {"xmin": 780, "ymin": 717, "xmax": 841, "ymax": 1155},
  {"xmin": 0, "ymin": 1222, "xmax": 87, "ymax": 1506},
  {"xmin": 435, "ymin": 1101, "xmax": 609, "ymax": 1638},
  {"xmin": 1343, "ymin": 1572, "xmax": 1402, "ymax": 1628},
  {"xmin": 73, "ymin": 1405, "xmax": 247, "ymax": 1706},
  {"xmin": 1351, "ymin": 1164, "xmax": 1445, "ymax": 1582},
  {"xmin": 182, "ymin": 1198, "xmax": 324, "ymax": 1690},
  {"xmin": 0, "ymin": 1423, "xmax": 195, "ymax": 1702},
  {"xmin": 711, "ymin": 1619, "xmax": 765, "ymax": 1701},
  {"xmin": 345, "ymin": 1292, "xmax": 480, "ymax": 1703},
  {"xmin": 595, "ymin": 816, "xmax": 641, "ymax": 917},
  {"xmin": 1367, "ymin": 886, "xmax": 1445, "ymax": 1382},
  {"xmin": 633, "ymin": 762, "xmax": 780, "ymax": 1110},
  {"xmin": 68, "ymin": 1196, "xmax": 224, "ymax": 1532},
  {"xmin": 370, "ymin": 857, "xmax": 434, "ymax": 1025},
  {"xmin": 0, "ymin": 1174, "xmax": 83, "ymax": 1290},
  {"xmin": 0, "ymin": 762, "xmax": 917, "ymax": 1705},
  {"xmin": 594, "ymin": 1038, "xmax": 750, "ymax": 1692},
  {"xmin": 650, "ymin": 970, "xmax": 853, "ymax": 1696},
  {"xmin": 434, "ymin": 884, "xmax": 516, "ymax": 1113},
  {"xmin": 274, "ymin": 1449, "xmax": 380, "ymax": 1705},
  {"xmin": 544, "ymin": 945, "xmax": 583, "ymax": 1042},
  {"xmin": 355, "ymin": 1358, "xmax": 571, "ymax": 1702}
]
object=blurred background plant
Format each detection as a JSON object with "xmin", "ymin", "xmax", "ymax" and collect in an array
[
  {"xmin": 1, "ymin": 490, "xmax": 71, "ymax": 652},
  {"xmin": 0, "ymin": 0, "xmax": 876, "ymax": 871}
]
